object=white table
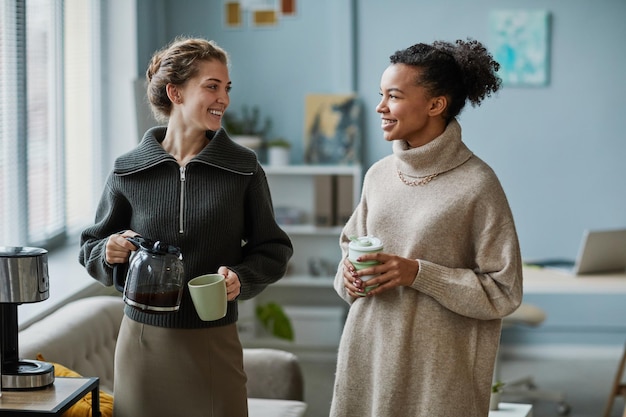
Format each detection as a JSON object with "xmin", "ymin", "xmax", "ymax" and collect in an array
[
  {"xmin": 248, "ymin": 398, "xmax": 307, "ymax": 417},
  {"xmin": 489, "ymin": 402, "xmax": 533, "ymax": 417},
  {"xmin": 519, "ymin": 267, "xmax": 626, "ymax": 347},
  {"xmin": 522, "ymin": 267, "xmax": 626, "ymax": 294}
]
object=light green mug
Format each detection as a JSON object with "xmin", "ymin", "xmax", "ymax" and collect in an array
[
  {"xmin": 348, "ymin": 236, "xmax": 383, "ymax": 296},
  {"xmin": 188, "ymin": 274, "xmax": 227, "ymax": 321}
]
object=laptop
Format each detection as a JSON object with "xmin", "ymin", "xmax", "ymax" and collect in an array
[{"xmin": 527, "ymin": 229, "xmax": 626, "ymax": 275}]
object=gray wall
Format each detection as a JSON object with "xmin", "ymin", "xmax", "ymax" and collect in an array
[{"xmin": 135, "ymin": 0, "xmax": 625, "ymax": 262}]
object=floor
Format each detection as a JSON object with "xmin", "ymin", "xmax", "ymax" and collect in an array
[
  {"xmin": 299, "ymin": 357, "xmax": 336, "ymax": 417},
  {"xmin": 297, "ymin": 347, "xmax": 626, "ymax": 417},
  {"xmin": 498, "ymin": 353, "xmax": 625, "ymax": 417}
]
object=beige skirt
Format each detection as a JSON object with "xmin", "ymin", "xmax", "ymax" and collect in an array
[{"xmin": 113, "ymin": 316, "xmax": 248, "ymax": 417}]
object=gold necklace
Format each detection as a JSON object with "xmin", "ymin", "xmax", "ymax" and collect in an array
[{"xmin": 397, "ymin": 169, "xmax": 439, "ymax": 186}]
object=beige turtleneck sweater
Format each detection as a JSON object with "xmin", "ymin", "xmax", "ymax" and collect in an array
[{"xmin": 330, "ymin": 119, "xmax": 523, "ymax": 417}]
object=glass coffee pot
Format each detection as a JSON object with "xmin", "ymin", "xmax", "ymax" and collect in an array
[{"xmin": 114, "ymin": 236, "xmax": 185, "ymax": 313}]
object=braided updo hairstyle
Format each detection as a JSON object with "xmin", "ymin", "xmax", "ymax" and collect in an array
[
  {"xmin": 389, "ymin": 38, "xmax": 501, "ymax": 123},
  {"xmin": 146, "ymin": 37, "xmax": 229, "ymax": 122}
]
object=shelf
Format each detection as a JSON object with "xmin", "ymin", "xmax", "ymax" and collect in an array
[
  {"xmin": 245, "ymin": 163, "xmax": 360, "ymax": 351},
  {"xmin": 243, "ymin": 336, "xmax": 339, "ymax": 349},
  {"xmin": 275, "ymin": 275, "xmax": 334, "ymax": 288},
  {"xmin": 278, "ymin": 224, "xmax": 344, "ymax": 235},
  {"xmin": 242, "ymin": 305, "xmax": 345, "ymax": 352},
  {"xmin": 240, "ymin": 337, "xmax": 340, "ymax": 361},
  {"xmin": 263, "ymin": 164, "xmax": 361, "ymax": 176}
]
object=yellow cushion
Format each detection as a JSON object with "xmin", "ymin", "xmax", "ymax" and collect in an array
[{"xmin": 36, "ymin": 354, "xmax": 114, "ymax": 417}]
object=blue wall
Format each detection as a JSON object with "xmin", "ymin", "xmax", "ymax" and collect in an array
[{"xmin": 136, "ymin": 0, "xmax": 626, "ymax": 263}]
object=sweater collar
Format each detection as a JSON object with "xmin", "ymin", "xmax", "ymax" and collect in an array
[
  {"xmin": 393, "ymin": 118, "xmax": 472, "ymax": 178},
  {"xmin": 114, "ymin": 127, "xmax": 258, "ymax": 175}
]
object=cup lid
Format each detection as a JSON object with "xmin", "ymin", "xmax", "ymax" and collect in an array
[{"xmin": 348, "ymin": 236, "xmax": 383, "ymax": 251}]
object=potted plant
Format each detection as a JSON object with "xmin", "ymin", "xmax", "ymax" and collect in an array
[
  {"xmin": 223, "ymin": 105, "xmax": 272, "ymax": 151},
  {"xmin": 266, "ymin": 137, "xmax": 291, "ymax": 166},
  {"xmin": 255, "ymin": 301, "xmax": 294, "ymax": 341},
  {"xmin": 490, "ymin": 381, "xmax": 506, "ymax": 410}
]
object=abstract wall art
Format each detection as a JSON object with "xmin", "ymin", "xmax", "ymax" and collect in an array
[
  {"xmin": 489, "ymin": 10, "xmax": 551, "ymax": 86},
  {"xmin": 304, "ymin": 94, "xmax": 362, "ymax": 165}
]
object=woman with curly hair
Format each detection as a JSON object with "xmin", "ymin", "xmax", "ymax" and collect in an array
[{"xmin": 330, "ymin": 39, "xmax": 523, "ymax": 417}]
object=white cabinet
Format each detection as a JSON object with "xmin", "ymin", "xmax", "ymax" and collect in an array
[{"xmin": 239, "ymin": 164, "xmax": 362, "ymax": 356}]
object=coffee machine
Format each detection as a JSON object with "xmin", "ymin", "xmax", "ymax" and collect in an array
[{"xmin": 0, "ymin": 246, "xmax": 55, "ymax": 389}]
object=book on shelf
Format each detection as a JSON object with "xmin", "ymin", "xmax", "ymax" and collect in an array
[
  {"xmin": 335, "ymin": 174, "xmax": 354, "ymax": 225},
  {"xmin": 314, "ymin": 175, "xmax": 334, "ymax": 226}
]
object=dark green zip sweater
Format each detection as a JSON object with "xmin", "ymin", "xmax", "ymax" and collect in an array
[{"xmin": 79, "ymin": 126, "xmax": 293, "ymax": 328}]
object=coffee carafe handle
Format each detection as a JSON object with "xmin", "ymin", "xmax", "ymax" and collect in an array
[
  {"xmin": 113, "ymin": 263, "xmax": 127, "ymax": 292},
  {"xmin": 112, "ymin": 236, "xmax": 142, "ymax": 292}
]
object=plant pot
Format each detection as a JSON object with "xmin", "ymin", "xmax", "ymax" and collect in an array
[
  {"xmin": 268, "ymin": 147, "xmax": 290, "ymax": 166},
  {"xmin": 489, "ymin": 391, "xmax": 501, "ymax": 411},
  {"xmin": 232, "ymin": 135, "xmax": 263, "ymax": 152}
]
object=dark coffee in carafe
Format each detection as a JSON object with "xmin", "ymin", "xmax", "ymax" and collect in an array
[{"xmin": 114, "ymin": 236, "xmax": 184, "ymax": 313}]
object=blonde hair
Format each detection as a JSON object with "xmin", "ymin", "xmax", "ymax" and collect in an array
[{"xmin": 146, "ymin": 37, "xmax": 229, "ymax": 122}]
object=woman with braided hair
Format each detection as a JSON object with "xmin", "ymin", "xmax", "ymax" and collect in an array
[{"xmin": 330, "ymin": 39, "xmax": 523, "ymax": 417}]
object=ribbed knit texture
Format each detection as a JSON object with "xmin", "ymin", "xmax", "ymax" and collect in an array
[
  {"xmin": 330, "ymin": 119, "xmax": 523, "ymax": 417},
  {"xmin": 79, "ymin": 127, "xmax": 293, "ymax": 329}
]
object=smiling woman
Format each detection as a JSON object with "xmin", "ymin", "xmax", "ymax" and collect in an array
[
  {"xmin": 78, "ymin": 36, "xmax": 293, "ymax": 417},
  {"xmin": 330, "ymin": 39, "xmax": 520, "ymax": 417}
]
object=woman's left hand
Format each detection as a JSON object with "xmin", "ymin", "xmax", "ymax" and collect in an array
[
  {"xmin": 218, "ymin": 266, "xmax": 241, "ymax": 301},
  {"xmin": 353, "ymin": 253, "xmax": 420, "ymax": 296}
]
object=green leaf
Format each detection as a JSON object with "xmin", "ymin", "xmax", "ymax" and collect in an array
[
  {"xmin": 492, "ymin": 381, "xmax": 506, "ymax": 393},
  {"xmin": 255, "ymin": 302, "xmax": 294, "ymax": 341}
]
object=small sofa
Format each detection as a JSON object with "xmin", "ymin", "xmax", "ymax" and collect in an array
[{"xmin": 19, "ymin": 295, "xmax": 307, "ymax": 417}]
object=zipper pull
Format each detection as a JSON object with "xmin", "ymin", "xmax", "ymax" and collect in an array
[{"xmin": 179, "ymin": 166, "xmax": 186, "ymax": 234}]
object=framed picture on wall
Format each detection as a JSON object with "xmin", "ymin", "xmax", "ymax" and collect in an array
[
  {"xmin": 489, "ymin": 10, "xmax": 551, "ymax": 86},
  {"xmin": 303, "ymin": 94, "xmax": 362, "ymax": 165},
  {"xmin": 224, "ymin": 0, "xmax": 296, "ymax": 28}
]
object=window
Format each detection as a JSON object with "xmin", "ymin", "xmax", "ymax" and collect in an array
[{"xmin": 0, "ymin": 0, "xmax": 100, "ymax": 248}]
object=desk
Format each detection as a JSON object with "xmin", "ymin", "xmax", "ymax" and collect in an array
[
  {"xmin": 504, "ymin": 268, "xmax": 626, "ymax": 347},
  {"xmin": 0, "ymin": 377, "xmax": 99, "ymax": 416},
  {"xmin": 489, "ymin": 402, "xmax": 533, "ymax": 417},
  {"xmin": 523, "ymin": 267, "xmax": 626, "ymax": 294}
]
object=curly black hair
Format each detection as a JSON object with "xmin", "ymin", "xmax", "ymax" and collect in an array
[{"xmin": 389, "ymin": 39, "xmax": 501, "ymax": 122}]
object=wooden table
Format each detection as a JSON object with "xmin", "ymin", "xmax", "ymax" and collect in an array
[{"xmin": 0, "ymin": 377, "xmax": 99, "ymax": 416}]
